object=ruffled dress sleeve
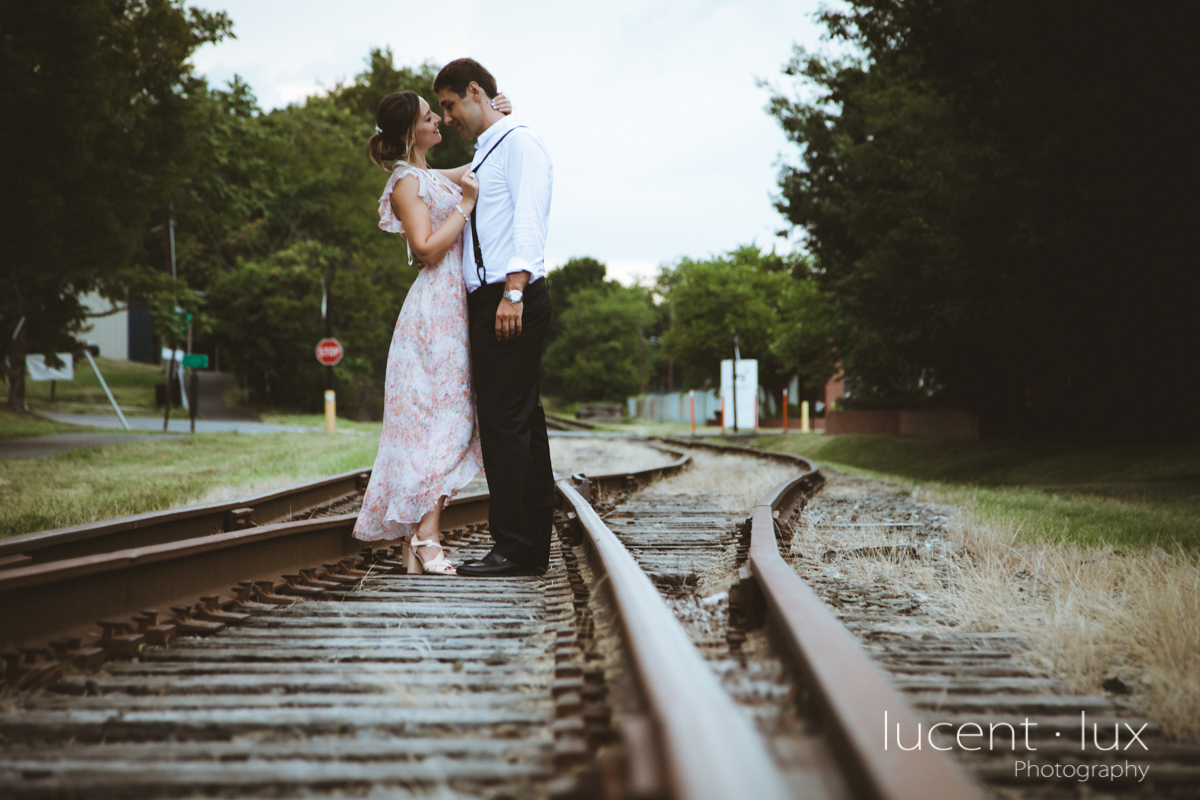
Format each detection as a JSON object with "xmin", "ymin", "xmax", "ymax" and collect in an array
[{"xmin": 378, "ymin": 162, "xmax": 434, "ymax": 235}]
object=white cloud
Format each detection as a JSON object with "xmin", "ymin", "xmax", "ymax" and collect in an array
[{"xmin": 191, "ymin": 0, "xmax": 843, "ymax": 269}]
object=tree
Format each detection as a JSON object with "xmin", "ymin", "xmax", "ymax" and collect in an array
[
  {"xmin": 661, "ymin": 246, "xmax": 805, "ymax": 400},
  {"xmin": 206, "ymin": 242, "xmax": 334, "ymax": 408},
  {"xmin": 768, "ymin": 0, "xmax": 1191, "ymax": 437},
  {"xmin": 1, "ymin": 0, "xmax": 230, "ymax": 409},
  {"xmin": 545, "ymin": 257, "xmax": 607, "ymax": 348},
  {"xmin": 542, "ymin": 283, "xmax": 655, "ymax": 404}
]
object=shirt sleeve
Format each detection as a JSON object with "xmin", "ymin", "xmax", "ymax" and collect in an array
[{"xmin": 503, "ymin": 130, "xmax": 553, "ymax": 276}]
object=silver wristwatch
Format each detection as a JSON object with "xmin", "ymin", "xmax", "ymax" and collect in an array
[{"xmin": 502, "ymin": 290, "xmax": 524, "ymax": 304}]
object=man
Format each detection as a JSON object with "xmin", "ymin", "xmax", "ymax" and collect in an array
[{"xmin": 435, "ymin": 58, "xmax": 554, "ymax": 577}]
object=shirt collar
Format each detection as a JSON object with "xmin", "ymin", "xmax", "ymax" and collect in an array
[{"xmin": 475, "ymin": 114, "xmax": 519, "ymax": 151}]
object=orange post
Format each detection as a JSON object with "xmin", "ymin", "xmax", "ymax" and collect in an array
[
  {"xmin": 689, "ymin": 389, "xmax": 696, "ymax": 435},
  {"xmin": 782, "ymin": 388, "xmax": 788, "ymax": 430}
]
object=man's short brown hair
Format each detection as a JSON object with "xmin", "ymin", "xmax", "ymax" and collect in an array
[{"xmin": 434, "ymin": 58, "xmax": 497, "ymax": 99}]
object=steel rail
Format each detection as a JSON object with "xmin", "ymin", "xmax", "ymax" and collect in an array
[
  {"xmin": 0, "ymin": 468, "xmax": 375, "ymax": 568},
  {"xmin": 0, "ymin": 446, "xmax": 688, "ymax": 651},
  {"xmin": 661, "ymin": 436, "xmax": 986, "ymax": 800},
  {"xmin": 544, "ymin": 413, "xmax": 597, "ymax": 431},
  {"xmin": 575, "ymin": 445, "xmax": 691, "ymax": 498},
  {"xmin": 556, "ymin": 478, "xmax": 792, "ymax": 800},
  {"xmin": 0, "ymin": 440, "xmax": 682, "ymax": 572},
  {"xmin": 0, "ymin": 491, "xmax": 490, "ymax": 649}
]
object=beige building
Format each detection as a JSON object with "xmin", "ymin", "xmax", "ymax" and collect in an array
[{"xmin": 77, "ymin": 292, "xmax": 153, "ymax": 362}]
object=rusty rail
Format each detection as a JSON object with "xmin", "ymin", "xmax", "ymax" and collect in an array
[
  {"xmin": 575, "ymin": 444, "xmax": 690, "ymax": 499},
  {"xmin": 662, "ymin": 436, "xmax": 986, "ymax": 800},
  {"xmin": 0, "ymin": 444, "xmax": 684, "ymax": 654},
  {"xmin": 0, "ymin": 491, "xmax": 490, "ymax": 651},
  {"xmin": 556, "ymin": 476, "xmax": 792, "ymax": 800},
  {"xmin": 3, "ymin": 432, "xmax": 987, "ymax": 800},
  {"xmin": 544, "ymin": 413, "xmax": 598, "ymax": 431},
  {"xmin": 0, "ymin": 468, "xmax": 375, "ymax": 568}
]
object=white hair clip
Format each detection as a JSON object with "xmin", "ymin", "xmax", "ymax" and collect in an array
[{"xmin": 374, "ymin": 125, "xmax": 383, "ymax": 135}]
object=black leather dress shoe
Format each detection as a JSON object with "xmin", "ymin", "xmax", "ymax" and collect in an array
[{"xmin": 457, "ymin": 550, "xmax": 538, "ymax": 577}]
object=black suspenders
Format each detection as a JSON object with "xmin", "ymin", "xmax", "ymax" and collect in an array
[{"xmin": 470, "ymin": 126, "xmax": 527, "ymax": 288}]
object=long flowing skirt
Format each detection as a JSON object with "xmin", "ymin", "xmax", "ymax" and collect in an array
[{"xmin": 352, "ymin": 249, "xmax": 483, "ymax": 542}]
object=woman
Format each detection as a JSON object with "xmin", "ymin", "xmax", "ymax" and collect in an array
[{"xmin": 351, "ymin": 90, "xmax": 510, "ymax": 574}]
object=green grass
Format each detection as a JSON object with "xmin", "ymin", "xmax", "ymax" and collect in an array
[
  {"xmin": 0, "ymin": 408, "xmax": 115, "ymax": 440},
  {"xmin": 262, "ymin": 414, "xmax": 384, "ymax": 434},
  {"xmin": 746, "ymin": 433, "xmax": 1200, "ymax": 550},
  {"xmin": 22, "ymin": 356, "xmax": 193, "ymax": 418},
  {"xmin": 0, "ymin": 432, "xmax": 379, "ymax": 538}
]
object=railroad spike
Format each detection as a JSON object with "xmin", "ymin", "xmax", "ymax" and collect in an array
[{"xmin": 95, "ymin": 620, "xmax": 145, "ymax": 657}]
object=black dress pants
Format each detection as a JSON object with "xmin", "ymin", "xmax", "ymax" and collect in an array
[{"xmin": 467, "ymin": 277, "xmax": 554, "ymax": 569}]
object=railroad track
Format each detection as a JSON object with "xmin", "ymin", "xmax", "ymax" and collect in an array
[
  {"xmin": 1, "ymin": 435, "xmax": 1192, "ymax": 798},
  {"xmin": 658, "ymin": 437, "xmax": 1200, "ymax": 799}
]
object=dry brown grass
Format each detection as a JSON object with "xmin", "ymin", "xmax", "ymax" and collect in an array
[
  {"xmin": 936, "ymin": 505, "xmax": 1200, "ymax": 741},
  {"xmin": 801, "ymin": 505, "xmax": 1200, "ymax": 741},
  {"xmin": 791, "ymin": 471, "xmax": 1200, "ymax": 742}
]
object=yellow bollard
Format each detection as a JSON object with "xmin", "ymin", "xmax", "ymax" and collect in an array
[
  {"xmin": 324, "ymin": 390, "xmax": 336, "ymax": 434},
  {"xmin": 800, "ymin": 400, "xmax": 810, "ymax": 433}
]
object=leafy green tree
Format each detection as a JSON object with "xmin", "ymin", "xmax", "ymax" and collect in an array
[
  {"xmin": 661, "ymin": 246, "xmax": 804, "ymax": 400},
  {"xmin": 1, "ymin": 0, "xmax": 230, "ymax": 409},
  {"xmin": 543, "ymin": 283, "xmax": 655, "ymax": 404},
  {"xmin": 546, "ymin": 257, "xmax": 607, "ymax": 347},
  {"xmin": 206, "ymin": 242, "xmax": 334, "ymax": 406},
  {"xmin": 768, "ymin": 0, "xmax": 1190, "ymax": 436}
]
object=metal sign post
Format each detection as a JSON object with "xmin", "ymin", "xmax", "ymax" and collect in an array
[
  {"xmin": 315, "ymin": 338, "xmax": 343, "ymax": 434},
  {"xmin": 731, "ymin": 334, "xmax": 739, "ymax": 433},
  {"xmin": 83, "ymin": 350, "xmax": 131, "ymax": 431},
  {"xmin": 689, "ymin": 389, "xmax": 696, "ymax": 436},
  {"xmin": 182, "ymin": 354, "xmax": 208, "ymax": 434}
]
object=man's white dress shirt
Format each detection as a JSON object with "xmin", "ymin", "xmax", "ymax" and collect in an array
[{"xmin": 463, "ymin": 116, "xmax": 553, "ymax": 293}]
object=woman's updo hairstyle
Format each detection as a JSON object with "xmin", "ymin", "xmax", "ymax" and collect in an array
[{"xmin": 369, "ymin": 91, "xmax": 421, "ymax": 171}]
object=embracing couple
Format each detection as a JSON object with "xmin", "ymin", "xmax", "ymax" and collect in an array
[{"xmin": 350, "ymin": 58, "xmax": 554, "ymax": 578}]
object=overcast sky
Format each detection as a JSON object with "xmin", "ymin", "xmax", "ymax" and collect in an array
[{"xmin": 192, "ymin": 0, "xmax": 845, "ymax": 285}]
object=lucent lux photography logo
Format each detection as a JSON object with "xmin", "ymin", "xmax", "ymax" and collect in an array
[{"xmin": 883, "ymin": 710, "xmax": 1151, "ymax": 782}]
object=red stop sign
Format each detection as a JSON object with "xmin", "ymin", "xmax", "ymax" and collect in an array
[{"xmin": 315, "ymin": 338, "xmax": 343, "ymax": 366}]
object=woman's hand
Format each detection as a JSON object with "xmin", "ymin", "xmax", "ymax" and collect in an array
[
  {"xmin": 491, "ymin": 92, "xmax": 512, "ymax": 115},
  {"xmin": 460, "ymin": 172, "xmax": 479, "ymax": 212}
]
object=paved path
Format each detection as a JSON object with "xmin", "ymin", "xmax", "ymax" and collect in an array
[{"xmin": 0, "ymin": 433, "xmax": 183, "ymax": 461}]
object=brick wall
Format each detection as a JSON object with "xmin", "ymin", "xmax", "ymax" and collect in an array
[{"xmin": 825, "ymin": 409, "xmax": 979, "ymax": 439}]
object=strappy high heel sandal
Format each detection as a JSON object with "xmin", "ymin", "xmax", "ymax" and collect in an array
[{"xmin": 403, "ymin": 536, "xmax": 456, "ymax": 575}]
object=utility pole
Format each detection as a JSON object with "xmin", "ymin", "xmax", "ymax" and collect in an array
[
  {"xmin": 322, "ymin": 277, "xmax": 337, "ymax": 434},
  {"xmin": 168, "ymin": 208, "xmax": 177, "ymax": 283},
  {"xmin": 731, "ymin": 332, "xmax": 739, "ymax": 434},
  {"xmin": 667, "ymin": 305, "xmax": 675, "ymax": 393},
  {"xmin": 323, "ymin": 278, "xmax": 333, "ymax": 393},
  {"xmin": 637, "ymin": 318, "xmax": 645, "ymax": 397},
  {"xmin": 187, "ymin": 314, "xmax": 196, "ymax": 434}
]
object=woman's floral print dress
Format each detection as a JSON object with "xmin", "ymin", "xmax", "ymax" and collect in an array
[{"xmin": 352, "ymin": 162, "xmax": 483, "ymax": 542}]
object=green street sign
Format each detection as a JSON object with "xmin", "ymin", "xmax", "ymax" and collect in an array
[{"xmin": 182, "ymin": 354, "xmax": 208, "ymax": 369}]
